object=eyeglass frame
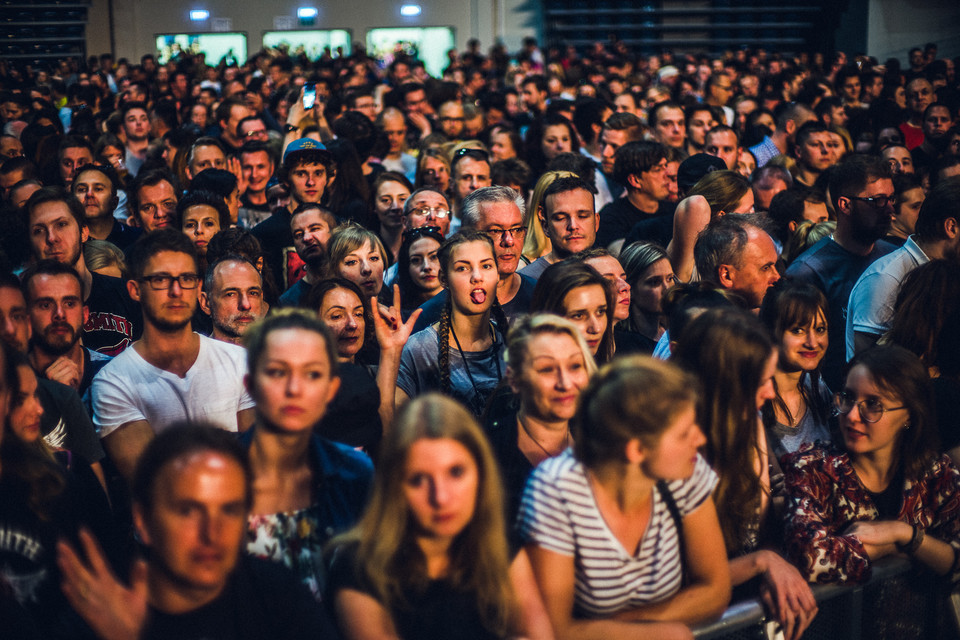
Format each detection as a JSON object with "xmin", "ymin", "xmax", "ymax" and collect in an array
[
  {"xmin": 485, "ymin": 226, "xmax": 527, "ymax": 243},
  {"xmin": 409, "ymin": 205, "xmax": 451, "ymax": 219},
  {"xmin": 833, "ymin": 390, "xmax": 907, "ymax": 423},
  {"xmin": 402, "ymin": 226, "xmax": 443, "ymax": 242},
  {"xmin": 139, "ymin": 273, "xmax": 201, "ymax": 290},
  {"xmin": 847, "ymin": 193, "xmax": 897, "ymax": 209}
]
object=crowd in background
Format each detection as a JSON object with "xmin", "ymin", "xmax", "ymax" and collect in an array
[{"xmin": 0, "ymin": 34, "xmax": 960, "ymax": 640}]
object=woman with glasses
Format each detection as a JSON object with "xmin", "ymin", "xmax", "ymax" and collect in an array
[{"xmin": 784, "ymin": 345, "xmax": 960, "ymax": 590}]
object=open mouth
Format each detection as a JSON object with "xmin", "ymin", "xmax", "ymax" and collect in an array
[{"xmin": 470, "ymin": 288, "xmax": 487, "ymax": 304}]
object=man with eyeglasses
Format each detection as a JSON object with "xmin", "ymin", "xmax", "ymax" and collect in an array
[
  {"xmin": 786, "ymin": 156, "xmax": 898, "ymax": 389},
  {"xmin": 92, "ymin": 229, "xmax": 255, "ymax": 482},
  {"xmin": 847, "ymin": 176, "xmax": 960, "ymax": 359},
  {"xmin": 412, "ymin": 186, "xmax": 536, "ymax": 331},
  {"xmin": 26, "ymin": 187, "xmax": 141, "ymax": 356},
  {"xmin": 437, "ymin": 101, "xmax": 466, "ymax": 141}
]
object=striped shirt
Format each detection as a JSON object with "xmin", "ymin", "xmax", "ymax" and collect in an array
[{"xmin": 518, "ymin": 450, "xmax": 717, "ymax": 618}]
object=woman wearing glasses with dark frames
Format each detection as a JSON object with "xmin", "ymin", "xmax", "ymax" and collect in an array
[{"xmin": 783, "ymin": 345, "xmax": 960, "ymax": 596}]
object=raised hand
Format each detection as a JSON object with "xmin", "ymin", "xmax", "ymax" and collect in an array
[{"xmin": 58, "ymin": 529, "xmax": 149, "ymax": 640}]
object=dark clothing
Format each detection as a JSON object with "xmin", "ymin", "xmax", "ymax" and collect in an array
[
  {"xmin": 934, "ymin": 376, "xmax": 960, "ymax": 453},
  {"xmin": 412, "ymin": 273, "xmax": 536, "ymax": 333},
  {"xmin": 83, "ymin": 272, "xmax": 141, "ymax": 356},
  {"xmin": 785, "ymin": 237, "xmax": 895, "ymax": 389},
  {"xmin": 0, "ymin": 463, "xmax": 116, "ymax": 639},
  {"xmin": 613, "ymin": 327, "xmax": 658, "ymax": 355},
  {"xmin": 38, "ymin": 378, "xmax": 105, "ymax": 464},
  {"xmin": 251, "ymin": 208, "xmax": 304, "ymax": 291},
  {"xmin": 484, "ymin": 400, "xmax": 533, "ymax": 531},
  {"xmin": 318, "ymin": 363, "xmax": 382, "ymax": 459},
  {"xmin": 103, "ymin": 221, "xmax": 143, "ymax": 251},
  {"xmin": 623, "ymin": 202, "xmax": 677, "ymax": 251},
  {"xmin": 144, "ymin": 556, "xmax": 340, "ymax": 640},
  {"xmin": 277, "ymin": 277, "xmax": 313, "ymax": 308},
  {"xmin": 79, "ymin": 346, "xmax": 111, "ymax": 402},
  {"xmin": 597, "ymin": 198, "xmax": 674, "ymax": 250},
  {"xmin": 106, "ymin": 220, "xmax": 143, "ymax": 253},
  {"xmin": 327, "ymin": 544, "xmax": 501, "ymax": 640}
]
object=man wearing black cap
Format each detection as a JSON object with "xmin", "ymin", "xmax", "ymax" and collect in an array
[
  {"xmin": 622, "ymin": 152, "xmax": 726, "ymax": 251},
  {"xmin": 596, "ymin": 141, "xmax": 673, "ymax": 256},
  {"xmin": 251, "ymin": 138, "xmax": 335, "ymax": 290}
]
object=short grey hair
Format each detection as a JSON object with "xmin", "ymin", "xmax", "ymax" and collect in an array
[
  {"xmin": 694, "ymin": 213, "xmax": 770, "ymax": 285},
  {"xmin": 460, "ymin": 185, "xmax": 525, "ymax": 230}
]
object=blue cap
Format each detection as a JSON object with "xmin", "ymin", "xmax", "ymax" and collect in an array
[{"xmin": 282, "ymin": 137, "xmax": 326, "ymax": 164}]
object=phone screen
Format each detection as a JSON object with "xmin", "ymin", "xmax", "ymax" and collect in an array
[{"xmin": 303, "ymin": 84, "xmax": 317, "ymax": 110}]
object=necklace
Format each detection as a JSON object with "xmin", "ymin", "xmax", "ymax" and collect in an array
[{"xmin": 518, "ymin": 411, "xmax": 570, "ymax": 458}]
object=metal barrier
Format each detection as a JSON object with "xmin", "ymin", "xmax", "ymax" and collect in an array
[{"xmin": 692, "ymin": 557, "xmax": 955, "ymax": 640}]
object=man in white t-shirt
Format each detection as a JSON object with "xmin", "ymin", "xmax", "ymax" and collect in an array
[{"xmin": 92, "ymin": 228, "xmax": 255, "ymax": 481}]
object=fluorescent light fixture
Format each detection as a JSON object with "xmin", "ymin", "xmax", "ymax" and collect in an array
[
  {"xmin": 297, "ymin": 7, "xmax": 318, "ymax": 19},
  {"xmin": 189, "ymin": 9, "xmax": 209, "ymax": 20},
  {"xmin": 400, "ymin": 4, "xmax": 421, "ymax": 16}
]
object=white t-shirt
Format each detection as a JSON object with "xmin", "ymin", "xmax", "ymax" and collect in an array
[
  {"xmin": 845, "ymin": 236, "xmax": 928, "ymax": 359},
  {"xmin": 92, "ymin": 334, "xmax": 254, "ymax": 437},
  {"xmin": 519, "ymin": 449, "xmax": 717, "ymax": 619}
]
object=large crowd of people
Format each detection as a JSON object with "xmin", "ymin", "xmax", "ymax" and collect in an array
[{"xmin": 0, "ymin": 34, "xmax": 959, "ymax": 640}]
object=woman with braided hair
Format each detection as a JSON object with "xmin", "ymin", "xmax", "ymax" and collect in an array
[{"xmin": 395, "ymin": 230, "xmax": 508, "ymax": 416}]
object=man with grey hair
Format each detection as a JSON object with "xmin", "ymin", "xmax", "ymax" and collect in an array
[
  {"xmin": 694, "ymin": 213, "xmax": 780, "ymax": 310},
  {"xmin": 200, "ymin": 255, "xmax": 269, "ymax": 344},
  {"xmin": 412, "ymin": 185, "xmax": 536, "ymax": 330}
]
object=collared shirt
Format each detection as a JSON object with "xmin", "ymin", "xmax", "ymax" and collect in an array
[{"xmin": 749, "ymin": 136, "xmax": 783, "ymax": 168}]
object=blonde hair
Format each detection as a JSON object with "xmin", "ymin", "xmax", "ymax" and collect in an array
[
  {"xmin": 783, "ymin": 220, "xmax": 836, "ymax": 265},
  {"xmin": 331, "ymin": 394, "xmax": 517, "ymax": 635},
  {"xmin": 505, "ymin": 313, "xmax": 598, "ymax": 379},
  {"xmin": 84, "ymin": 238, "xmax": 128, "ymax": 279},
  {"xmin": 326, "ymin": 221, "xmax": 389, "ymax": 273},
  {"xmin": 522, "ymin": 170, "xmax": 575, "ymax": 261}
]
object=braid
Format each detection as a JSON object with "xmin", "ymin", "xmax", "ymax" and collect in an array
[{"xmin": 438, "ymin": 297, "xmax": 452, "ymax": 394}]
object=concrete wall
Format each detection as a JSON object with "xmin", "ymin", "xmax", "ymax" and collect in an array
[
  {"xmin": 85, "ymin": 0, "xmax": 540, "ymax": 63},
  {"xmin": 867, "ymin": 0, "xmax": 960, "ymax": 61}
]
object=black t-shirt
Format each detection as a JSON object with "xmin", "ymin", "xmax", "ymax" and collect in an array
[
  {"xmin": 0, "ymin": 465, "xmax": 116, "ymax": 639},
  {"xmin": 144, "ymin": 556, "xmax": 339, "ymax": 640},
  {"xmin": 83, "ymin": 271, "xmax": 142, "ymax": 356},
  {"xmin": 38, "ymin": 377, "xmax": 105, "ymax": 464},
  {"xmin": 251, "ymin": 209, "xmax": 305, "ymax": 291},
  {"xmin": 327, "ymin": 544, "xmax": 500, "ymax": 640},
  {"xmin": 318, "ymin": 362, "xmax": 382, "ymax": 459},
  {"xmin": 614, "ymin": 326, "xmax": 658, "ymax": 355},
  {"xmin": 104, "ymin": 221, "xmax": 143, "ymax": 252},
  {"xmin": 598, "ymin": 198, "xmax": 674, "ymax": 250},
  {"xmin": 622, "ymin": 201, "xmax": 677, "ymax": 251}
]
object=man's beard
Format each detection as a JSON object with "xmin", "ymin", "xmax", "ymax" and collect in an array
[
  {"xmin": 33, "ymin": 322, "xmax": 80, "ymax": 356},
  {"xmin": 302, "ymin": 245, "xmax": 326, "ymax": 272}
]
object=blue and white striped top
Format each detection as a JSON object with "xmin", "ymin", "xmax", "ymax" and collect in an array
[{"xmin": 518, "ymin": 449, "xmax": 718, "ymax": 618}]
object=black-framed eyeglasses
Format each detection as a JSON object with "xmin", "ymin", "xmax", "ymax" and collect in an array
[
  {"xmin": 833, "ymin": 391, "xmax": 906, "ymax": 423},
  {"xmin": 140, "ymin": 273, "xmax": 201, "ymax": 290},
  {"xmin": 848, "ymin": 194, "xmax": 897, "ymax": 209},
  {"xmin": 403, "ymin": 226, "xmax": 443, "ymax": 242},
  {"xmin": 485, "ymin": 226, "xmax": 527, "ymax": 242},
  {"xmin": 410, "ymin": 206, "xmax": 450, "ymax": 219}
]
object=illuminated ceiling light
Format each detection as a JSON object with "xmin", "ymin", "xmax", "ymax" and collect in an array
[
  {"xmin": 297, "ymin": 7, "xmax": 318, "ymax": 19},
  {"xmin": 189, "ymin": 9, "xmax": 209, "ymax": 20},
  {"xmin": 400, "ymin": 4, "xmax": 422, "ymax": 16}
]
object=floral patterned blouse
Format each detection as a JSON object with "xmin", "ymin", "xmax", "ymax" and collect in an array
[
  {"xmin": 783, "ymin": 445, "xmax": 960, "ymax": 585},
  {"xmin": 247, "ymin": 507, "xmax": 327, "ymax": 601}
]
